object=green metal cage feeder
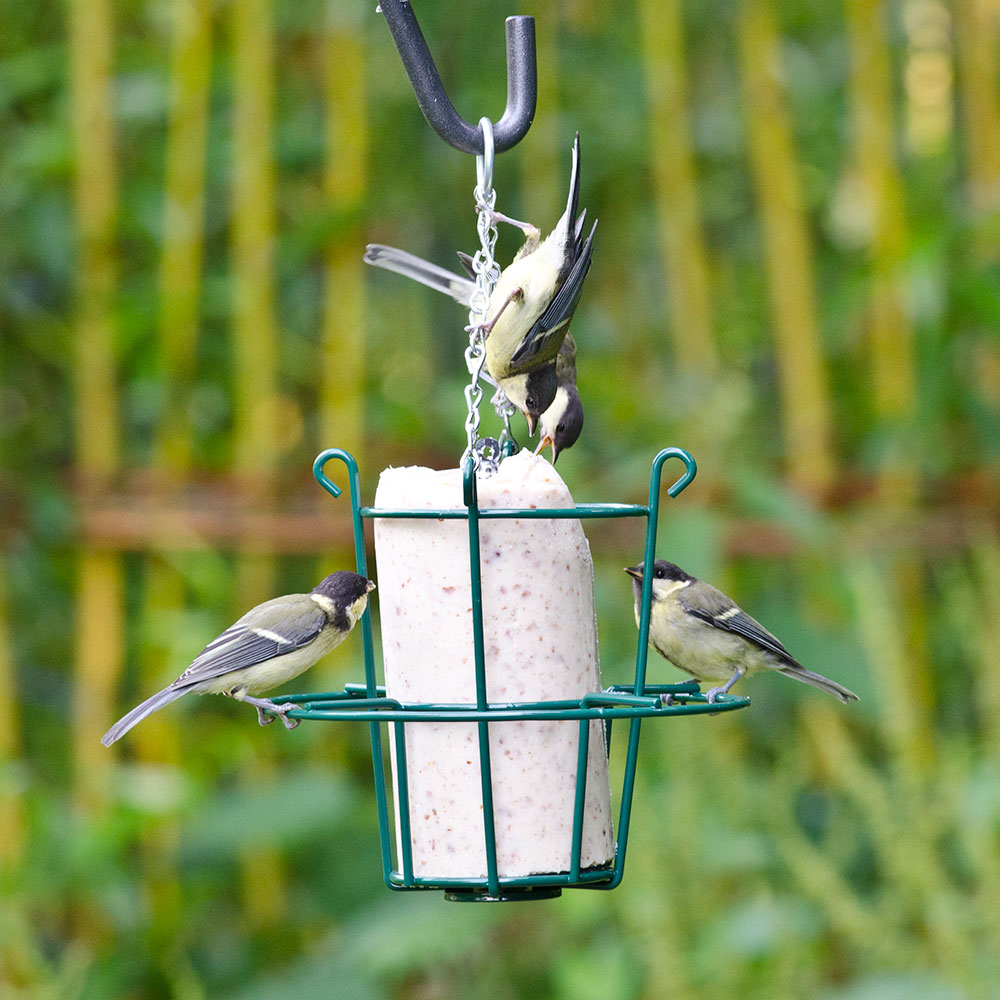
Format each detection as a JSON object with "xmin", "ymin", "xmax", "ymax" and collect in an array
[{"xmin": 275, "ymin": 445, "xmax": 749, "ymax": 902}]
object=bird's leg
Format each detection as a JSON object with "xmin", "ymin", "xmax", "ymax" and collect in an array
[
  {"xmin": 465, "ymin": 288, "xmax": 522, "ymax": 337},
  {"xmin": 485, "ymin": 209, "xmax": 540, "ymax": 243},
  {"xmin": 705, "ymin": 669, "xmax": 744, "ymax": 704},
  {"xmin": 230, "ymin": 691, "xmax": 301, "ymax": 731}
]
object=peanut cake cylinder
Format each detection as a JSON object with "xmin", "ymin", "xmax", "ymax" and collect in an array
[{"xmin": 373, "ymin": 449, "xmax": 614, "ymax": 878}]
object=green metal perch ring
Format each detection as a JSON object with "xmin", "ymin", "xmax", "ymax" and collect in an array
[{"xmin": 278, "ymin": 446, "xmax": 748, "ymax": 901}]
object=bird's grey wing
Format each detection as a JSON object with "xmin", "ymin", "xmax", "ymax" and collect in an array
[
  {"xmin": 679, "ymin": 591, "xmax": 801, "ymax": 669},
  {"xmin": 555, "ymin": 331, "xmax": 578, "ymax": 384},
  {"xmin": 172, "ymin": 600, "xmax": 328, "ymax": 688},
  {"xmin": 363, "ymin": 244, "xmax": 475, "ymax": 306},
  {"xmin": 509, "ymin": 222, "xmax": 596, "ymax": 369}
]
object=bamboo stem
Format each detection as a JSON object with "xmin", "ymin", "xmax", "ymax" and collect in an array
[
  {"xmin": 156, "ymin": 0, "xmax": 213, "ymax": 475},
  {"xmin": 737, "ymin": 0, "xmax": 836, "ymax": 501},
  {"xmin": 68, "ymin": 0, "xmax": 123, "ymax": 812},
  {"xmin": 638, "ymin": 0, "xmax": 717, "ymax": 375},
  {"xmin": 230, "ymin": 0, "xmax": 286, "ymax": 926},
  {"xmin": 72, "ymin": 550, "xmax": 125, "ymax": 811},
  {"xmin": 954, "ymin": 0, "xmax": 1000, "ymax": 258},
  {"xmin": 320, "ymin": 18, "xmax": 369, "ymax": 464},
  {"xmin": 68, "ymin": 0, "xmax": 119, "ymax": 486},
  {"xmin": 844, "ymin": 0, "xmax": 918, "ymax": 504},
  {"xmin": 232, "ymin": 0, "xmax": 279, "ymax": 485},
  {"xmin": 0, "ymin": 568, "xmax": 24, "ymax": 867}
]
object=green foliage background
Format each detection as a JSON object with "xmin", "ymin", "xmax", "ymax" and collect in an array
[{"xmin": 4, "ymin": 0, "xmax": 1000, "ymax": 997}]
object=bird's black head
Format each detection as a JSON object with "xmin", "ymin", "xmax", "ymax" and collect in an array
[
  {"xmin": 523, "ymin": 366, "xmax": 558, "ymax": 431},
  {"xmin": 551, "ymin": 386, "xmax": 584, "ymax": 462},
  {"xmin": 313, "ymin": 571, "xmax": 375, "ymax": 607},
  {"xmin": 624, "ymin": 560, "xmax": 692, "ymax": 588}
]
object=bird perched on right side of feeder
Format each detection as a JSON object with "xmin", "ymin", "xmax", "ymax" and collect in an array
[
  {"xmin": 625, "ymin": 560, "xmax": 859, "ymax": 704},
  {"xmin": 101, "ymin": 571, "xmax": 376, "ymax": 745},
  {"xmin": 364, "ymin": 132, "xmax": 596, "ymax": 440}
]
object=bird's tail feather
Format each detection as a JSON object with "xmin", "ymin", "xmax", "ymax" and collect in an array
[
  {"xmin": 780, "ymin": 666, "xmax": 859, "ymax": 704},
  {"xmin": 363, "ymin": 244, "xmax": 473, "ymax": 305},
  {"xmin": 562, "ymin": 134, "xmax": 581, "ymax": 234},
  {"xmin": 101, "ymin": 686, "xmax": 188, "ymax": 746}
]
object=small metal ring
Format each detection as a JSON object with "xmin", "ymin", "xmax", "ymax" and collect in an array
[{"xmin": 476, "ymin": 117, "xmax": 494, "ymax": 196}]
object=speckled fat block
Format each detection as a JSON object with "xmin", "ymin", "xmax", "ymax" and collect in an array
[{"xmin": 373, "ymin": 450, "xmax": 615, "ymax": 879}]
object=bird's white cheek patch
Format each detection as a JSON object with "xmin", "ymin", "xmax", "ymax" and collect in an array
[
  {"xmin": 310, "ymin": 593, "xmax": 336, "ymax": 615},
  {"xmin": 658, "ymin": 578, "xmax": 691, "ymax": 599}
]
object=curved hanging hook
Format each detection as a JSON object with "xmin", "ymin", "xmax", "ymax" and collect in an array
[
  {"xmin": 313, "ymin": 448, "xmax": 368, "ymax": 575},
  {"xmin": 377, "ymin": 1, "xmax": 537, "ymax": 154},
  {"xmin": 649, "ymin": 447, "xmax": 698, "ymax": 501}
]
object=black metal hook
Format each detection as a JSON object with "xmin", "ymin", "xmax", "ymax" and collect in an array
[{"xmin": 377, "ymin": 1, "xmax": 537, "ymax": 155}]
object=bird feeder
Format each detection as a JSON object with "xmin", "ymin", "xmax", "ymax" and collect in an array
[
  {"xmin": 273, "ymin": 1, "xmax": 749, "ymax": 901},
  {"xmin": 277, "ymin": 445, "xmax": 748, "ymax": 901}
]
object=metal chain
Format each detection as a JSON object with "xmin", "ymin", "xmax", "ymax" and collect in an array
[{"xmin": 461, "ymin": 117, "xmax": 503, "ymax": 475}]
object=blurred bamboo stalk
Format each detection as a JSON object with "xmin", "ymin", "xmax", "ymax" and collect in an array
[
  {"xmin": 737, "ymin": 0, "xmax": 835, "ymax": 501},
  {"xmin": 132, "ymin": 0, "xmax": 214, "ymax": 928},
  {"xmin": 0, "ymin": 569, "xmax": 24, "ymax": 867},
  {"xmin": 849, "ymin": 558, "xmax": 933, "ymax": 778},
  {"xmin": 519, "ymin": 3, "xmax": 560, "ymax": 235},
  {"xmin": 844, "ymin": 0, "xmax": 918, "ymax": 504},
  {"xmin": 143, "ymin": 0, "xmax": 214, "ymax": 761},
  {"xmin": 67, "ymin": 0, "xmax": 124, "ymax": 811},
  {"xmin": 954, "ymin": 0, "xmax": 1000, "ymax": 259},
  {"xmin": 156, "ymin": 0, "xmax": 213, "ymax": 475},
  {"xmin": 68, "ymin": 0, "xmax": 119, "ymax": 485},
  {"xmin": 320, "ymin": 14, "xmax": 369, "ymax": 463},
  {"xmin": 969, "ymin": 530, "xmax": 1000, "ymax": 756},
  {"xmin": 231, "ymin": 0, "xmax": 287, "ymax": 926},
  {"xmin": 638, "ymin": 0, "xmax": 717, "ymax": 376},
  {"xmin": 72, "ymin": 552, "xmax": 124, "ymax": 809},
  {"xmin": 134, "ymin": 563, "xmax": 184, "ymax": 930}
]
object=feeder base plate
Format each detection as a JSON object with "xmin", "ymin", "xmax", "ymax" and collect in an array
[{"xmin": 445, "ymin": 887, "xmax": 563, "ymax": 903}]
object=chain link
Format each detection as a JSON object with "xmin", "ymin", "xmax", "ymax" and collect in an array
[{"xmin": 461, "ymin": 117, "xmax": 504, "ymax": 475}]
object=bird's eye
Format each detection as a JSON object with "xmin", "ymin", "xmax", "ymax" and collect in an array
[
  {"xmin": 654, "ymin": 567, "xmax": 666, "ymax": 579},
  {"xmin": 556, "ymin": 422, "xmax": 565, "ymax": 433},
  {"xmin": 526, "ymin": 395, "xmax": 536, "ymax": 410}
]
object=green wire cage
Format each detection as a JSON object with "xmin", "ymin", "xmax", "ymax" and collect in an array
[{"xmin": 274, "ymin": 444, "xmax": 749, "ymax": 902}]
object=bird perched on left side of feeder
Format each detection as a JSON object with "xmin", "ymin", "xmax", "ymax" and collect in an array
[
  {"xmin": 101, "ymin": 572, "xmax": 375, "ymax": 746},
  {"xmin": 625, "ymin": 560, "xmax": 859, "ymax": 704},
  {"xmin": 364, "ymin": 132, "xmax": 596, "ymax": 440}
]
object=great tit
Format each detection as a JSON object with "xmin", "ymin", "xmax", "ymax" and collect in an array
[
  {"xmin": 101, "ymin": 572, "xmax": 375, "ymax": 745},
  {"xmin": 364, "ymin": 255, "xmax": 587, "ymax": 459},
  {"xmin": 480, "ymin": 132, "xmax": 595, "ymax": 434},
  {"xmin": 625, "ymin": 560, "xmax": 858, "ymax": 704},
  {"xmin": 535, "ymin": 332, "xmax": 584, "ymax": 463},
  {"xmin": 364, "ymin": 133, "xmax": 596, "ymax": 437}
]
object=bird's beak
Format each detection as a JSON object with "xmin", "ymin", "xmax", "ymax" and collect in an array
[
  {"xmin": 366, "ymin": 580, "xmax": 376, "ymax": 592},
  {"xmin": 534, "ymin": 434, "xmax": 554, "ymax": 458},
  {"xmin": 624, "ymin": 566, "xmax": 643, "ymax": 581},
  {"xmin": 524, "ymin": 412, "xmax": 538, "ymax": 436}
]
